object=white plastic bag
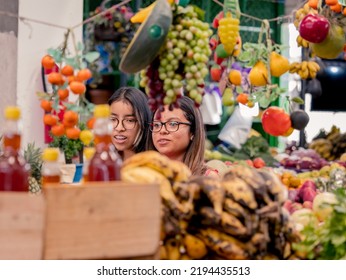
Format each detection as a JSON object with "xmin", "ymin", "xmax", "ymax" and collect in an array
[{"xmin": 218, "ymin": 106, "xmax": 253, "ymax": 149}]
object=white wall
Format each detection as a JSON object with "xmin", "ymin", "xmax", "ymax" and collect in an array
[{"xmin": 17, "ymin": 0, "xmax": 83, "ymax": 149}]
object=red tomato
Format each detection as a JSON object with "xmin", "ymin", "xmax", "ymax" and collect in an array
[
  {"xmin": 261, "ymin": 106, "xmax": 291, "ymax": 136},
  {"xmin": 253, "ymin": 157, "xmax": 266, "ymax": 168}
]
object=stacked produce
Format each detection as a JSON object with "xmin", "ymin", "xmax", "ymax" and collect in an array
[
  {"xmin": 309, "ymin": 126, "xmax": 346, "ymax": 161},
  {"xmin": 122, "ymin": 151, "xmax": 300, "ymax": 260},
  {"xmin": 139, "ymin": 4, "xmax": 213, "ymax": 111},
  {"xmin": 294, "ymin": 1, "xmax": 346, "ymax": 60}
]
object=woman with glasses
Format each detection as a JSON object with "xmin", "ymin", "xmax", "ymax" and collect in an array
[
  {"xmin": 146, "ymin": 96, "xmax": 211, "ymax": 176},
  {"xmin": 108, "ymin": 87, "xmax": 152, "ymax": 161}
]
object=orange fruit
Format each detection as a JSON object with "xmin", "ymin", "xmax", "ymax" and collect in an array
[
  {"xmin": 63, "ymin": 110, "xmax": 78, "ymax": 127},
  {"xmin": 66, "ymin": 127, "xmax": 81, "ymax": 140},
  {"xmin": 76, "ymin": 68, "xmax": 92, "ymax": 81},
  {"xmin": 48, "ymin": 72, "xmax": 64, "ymax": 85},
  {"xmin": 41, "ymin": 55, "xmax": 55, "ymax": 70},
  {"xmin": 61, "ymin": 65, "xmax": 74, "ymax": 76},
  {"xmin": 228, "ymin": 70, "xmax": 242, "ymax": 86},
  {"xmin": 51, "ymin": 123, "xmax": 65, "ymax": 137},
  {"xmin": 43, "ymin": 114, "xmax": 58, "ymax": 126},
  {"xmin": 69, "ymin": 81, "xmax": 86, "ymax": 95},
  {"xmin": 40, "ymin": 100, "xmax": 53, "ymax": 112},
  {"xmin": 236, "ymin": 93, "xmax": 249, "ymax": 105},
  {"xmin": 86, "ymin": 117, "xmax": 96, "ymax": 129},
  {"xmin": 58, "ymin": 88, "xmax": 69, "ymax": 100}
]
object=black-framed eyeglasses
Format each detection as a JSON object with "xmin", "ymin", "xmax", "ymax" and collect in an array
[
  {"xmin": 149, "ymin": 121, "xmax": 191, "ymax": 132},
  {"xmin": 110, "ymin": 117, "xmax": 137, "ymax": 130}
]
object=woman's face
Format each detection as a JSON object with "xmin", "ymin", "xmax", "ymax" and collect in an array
[
  {"xmin": 110, "ymin": 100, "xmax": 140, "ymax": 154},
  {"xmin": 152, "ymin": 105, "xmax": 192, "ymax": 161}
]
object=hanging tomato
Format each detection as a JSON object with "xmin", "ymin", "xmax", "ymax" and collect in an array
[{"xmin": 261, "ymin": 106, "xmax": 291, "ymax": 136}]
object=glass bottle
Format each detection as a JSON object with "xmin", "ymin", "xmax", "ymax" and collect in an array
[
  {"xmin": 88, "ymin": 105, "xmax": 122, "ymax": 181},
  {"xmin": 0, "ymin": 106, "xmax": 29, "ymax": 192},
  {"xmin": 82, "ymin": 147, "xmax": 95, "ymax": 183},
  {"xmin": 41, "ymin": 148, "xmax": 60, "ymax": 186}
]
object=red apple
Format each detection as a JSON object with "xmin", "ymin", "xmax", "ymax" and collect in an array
[
  {"xmin": 299, "ymin": 14, "xmax": 330, "ymax": 43},
  {"xmin": 210, "ymin": 65, "xmax": 222, "ymax": 82}
]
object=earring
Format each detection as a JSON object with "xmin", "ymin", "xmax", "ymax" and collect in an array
[{"xmin": 190, "ymin": 136, "xmax": 194, "ymax": 141}]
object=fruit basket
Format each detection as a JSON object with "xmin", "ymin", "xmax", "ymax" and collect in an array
[{"xmin": 0, "ymin": 182, "xmax": 160, "ymax": 260}]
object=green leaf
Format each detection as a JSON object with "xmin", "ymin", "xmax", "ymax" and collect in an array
[
  {"xmin": 84, "ymin": 51, "xmax": 100, "ymax": 63},
  {"xmin": 36, "ymin": 91, "xmax": 51, "ymax": 100},
  {"xmin": 259, "ymin": 95, "xmax": 271, "ymax": 108},
  {"xmin": 235, "ymin": 86, "xmax": 243, "ymax": 94},
  {"xmin": 238, "ymin": 51, "xmax": 251, "ymax": 62},
  {"xmin": 292, "ymin": 96, "xmax": 305, "ymax": 104},
  {"xmin": 77, "ymin": 42, "xmax": 84, "ymax": 51}
]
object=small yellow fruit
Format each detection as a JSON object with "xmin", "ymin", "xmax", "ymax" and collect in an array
[
  {"xmin": 249, "ymin": 61, "xmax": 268, "ymax": 86},
  {"xmin": 79, "ymin": 129, "xmax": 94, "ymax": 146},
  {"xmin": 228, "ymin": 69, "xmax": 242, "ymax": 85},
  {"xmin": 270, "ymin": 51, "xmax": 290, "ymax": 77}
]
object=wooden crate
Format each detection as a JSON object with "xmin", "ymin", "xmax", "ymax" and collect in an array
[
  {"xmin": 0, "ymin": 182, "xmax": 161, "ymax": 260},
  {"xmin": 0, "ymin": 192, "xmax": 45, "ymax": 260}
]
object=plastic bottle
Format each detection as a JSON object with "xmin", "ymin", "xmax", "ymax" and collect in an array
[
  {"xmin": 0, "ymin": 106, "xmax": 29, "ymax": 191},
  {"xmin": 88, "ymin": 105, "xmax": 122, "ymax": 181},
  {"xmin": 41, "ymin": 148, "xmax": 60, "ymax": 186},
  {"xmin": 82, "ymin": 147, "xmax": 95, "ymax": 183}
]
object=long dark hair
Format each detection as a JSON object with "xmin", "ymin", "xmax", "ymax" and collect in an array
[
  {"xmin": 146, "ymin": 96, "xmax": 206, "ymax": 175},
  {"xmin": 108, "ymin": 87, "xmax": 151, "ymax": 153}
]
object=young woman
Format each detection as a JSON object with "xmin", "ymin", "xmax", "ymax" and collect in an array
[
  {"xmin": 108, "ymin": 87, "xmax": 151, "ymax": 161},
  {"xmin": 146, "ymin": 96, "xmax": 211, "ymax": 176}
]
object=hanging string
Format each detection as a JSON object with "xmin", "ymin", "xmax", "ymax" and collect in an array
[
  {"xmin": 0, "ymin": 0, "xmax": 131, "ymax": 32},
  {"xmin": 212, "ymin": 0, "xmax": 300, "ymax": 23}
]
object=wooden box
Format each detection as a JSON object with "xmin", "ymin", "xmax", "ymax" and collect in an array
[
  {"xmin": 0, "ymin": 192, "xmax": 45, "ymax": 260},
  {"xmin": 0, "ymin": 182, "xmax": 161, "ymax": 260}
]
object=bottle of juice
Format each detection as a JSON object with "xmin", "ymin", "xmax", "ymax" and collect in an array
[
  {"xmin": 0, "ymin": 106, "xmax": 29, "ymax": 192},
  {"xmin": 88, "ymin": 105, "xmax": 122, "ymax": 181},
  {"xmin": 41, "ymin": 148, "xmax": 60, "ymax": 186},
  {"xmin": 82, "ymin": 147, "xmax": 95, "ymax": 183}
]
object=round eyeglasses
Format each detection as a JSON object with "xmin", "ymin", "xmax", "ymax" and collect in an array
[
  {"xmin": 149, "ymin": 121, "xmax": 191, "ymax": 132},
  {"xmin": 110, "ymin": 118, "xmax": 137, "ymax": 130}
]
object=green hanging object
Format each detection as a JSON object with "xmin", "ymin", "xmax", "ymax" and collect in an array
[
  {"xmin": 178, "ymin": 0, "xmax": 190, "ymax": 7},
  {"xmin": 223, "ymin": 0, "xmax": 240, "ymax": 19},
  {"xmin": 119, "ymin": 0, "xmax": 172, "ymax": 74},
  {"xmin": 149, "ymin": 24, "xmax": 163, "ymax": 39}
]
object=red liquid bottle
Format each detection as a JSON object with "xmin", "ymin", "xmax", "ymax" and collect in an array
[
  {"xmin": 0, "ymin": 106, "xmax": 29, "ymax": 192},
  {"xmin": 88, "ymin": 105, "xmax": 122, "ymax": 181}
]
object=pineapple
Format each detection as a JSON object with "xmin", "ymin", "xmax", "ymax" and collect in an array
[{"xmin": 24, "ymin": 143, "xmax": 43, "ymax": 194}]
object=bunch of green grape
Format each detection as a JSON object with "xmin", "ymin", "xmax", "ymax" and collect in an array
[
  {"xmin": 140, "ymin": 4, "xmax": 212, "ymax": 108},
  {"xmin": 217, "ymin": 12, "xmax": 239, "ymax": 55}
]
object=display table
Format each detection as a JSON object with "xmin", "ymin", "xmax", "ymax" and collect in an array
[{"xmin": 0, "ymin": 182, "xmax": 160, "ymax": 260}]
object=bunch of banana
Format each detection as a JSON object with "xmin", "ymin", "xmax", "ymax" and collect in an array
[
  {"xmin": 293, "ymin": 2, "xmax": 317, "ymax": 29},
  {"xmin": 289, "ymin": 60, "xmax": 320, "ymax": 79},
  {"xmin": 296, "ymin": 35, "xmax": 310, "ymax": 48},
  {"xmin": 164, "ymin": 164, "xmax": 301, "ymax": 259}
]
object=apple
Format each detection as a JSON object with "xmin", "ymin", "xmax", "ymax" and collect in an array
[
  {"xmin": 210, "ymin": 65, "xmax": 222, "ymax": 82},
  {"xmin": 299, "ymin": 14, "xmax": 330, "ymax": 43}
]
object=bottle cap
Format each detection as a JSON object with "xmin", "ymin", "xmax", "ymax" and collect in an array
[
  {"xmin": 4, "ymin": 106, "xmax": 21, "ymax": 120},
  {"xmin": 84, "ymin": 147, "xmax": 95, "ymax": 160},
  {"xmin": 94, "ymin": 104, "xmax": 110, "ymax": 118},
  {"xmin": 42, "ymin": 148, "xmax": 59, "ymax": 162}
]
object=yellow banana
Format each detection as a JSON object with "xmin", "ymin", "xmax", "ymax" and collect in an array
[
  {"xmin": 301, "ymin": 61, "xmax": 308, "ymax": 72},
  {"xmin": 307, "ymin": 61, "xmax": 320, "ymax": 72},
  {"xmin": 131, "ymin": 0, "xmax": 174, "ymax": 23},
  {"xmin": 122, "ymin": 151, "xmax": 175, "ymax": 180},
  {"xmin": 169, "ymin": 160, "xmax": 192, "ymax": 182}
]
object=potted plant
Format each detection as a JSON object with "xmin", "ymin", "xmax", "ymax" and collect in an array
[{"xmin": 37, "ymin": 31, "xmax": 98, "ymax": 182}]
